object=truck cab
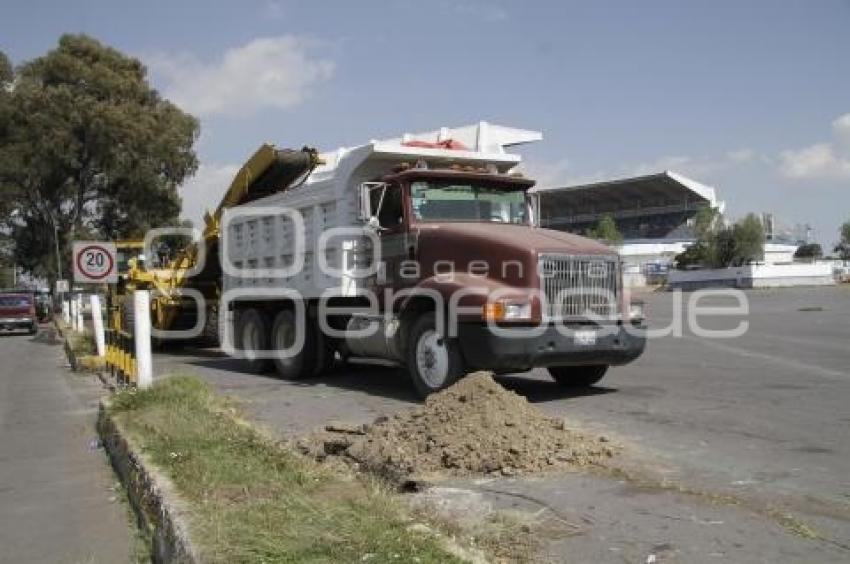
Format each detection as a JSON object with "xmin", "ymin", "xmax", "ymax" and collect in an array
[{"xmin": 357, "ymin": 165, "xmax": 646, "ymax": 396}]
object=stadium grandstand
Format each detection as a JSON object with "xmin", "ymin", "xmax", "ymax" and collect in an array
[
  {"xmin": 535, "ymin": 170, "xmax": 722, "ymax": 241},
  {"xmin": 533, "ymin": 171, "xmax": 805, "ymax": 284}
]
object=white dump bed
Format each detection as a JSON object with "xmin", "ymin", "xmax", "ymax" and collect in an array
[{"xmin": 221, "ymin": 122, "xmax": 541, "ymax": 299}]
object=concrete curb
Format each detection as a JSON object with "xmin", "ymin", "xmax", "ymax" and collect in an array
[
  {"xmin": 53, "ymin": 318, "xmax": 66, "ymax": 338},
  {"xmin": 97, "ymin": 399, "xmax": 202, "ymax": 563},
  {"xmin": 96, "ymin": 370, "xmax": 117, "ymax": 392},
  {"xmin": 64, "ymin": 340, "xmax": 78, "ymax": 370},
  {"xmin": 63, "ymin": 337, "xmax": 102, "ymax": 372}
]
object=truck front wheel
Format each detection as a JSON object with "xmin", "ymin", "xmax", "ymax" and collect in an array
[
  {"xmin": 406, "ymin": 312, "xmax": 465, "ymax": 398},
  {"xmin": 547, "ymin": 365, "xmax": 608, "ymax": 388},
  {"xmin": 236, "ymin": 309, "xmax": 272, "ymax": 374}
]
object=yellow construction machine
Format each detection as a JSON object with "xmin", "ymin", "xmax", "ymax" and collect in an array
[{"xmin": 109, "ymin": 144, "xmax": 322, "ymax": 341}]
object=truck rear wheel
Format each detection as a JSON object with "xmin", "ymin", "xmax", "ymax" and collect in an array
[
  {"xmin": 270, "ymin": 310, "xmax": 316, "ymax": 380},
  {"xmin": 406, "ymin": 312, "xmax": 465, "ymax": 398},
  {"xmin": 237, "ymin": 309, "xmax": 272, "ymax": 373},
  {"xmin": 312, "ymin": 330, "xmax": 336, "ymax": 376},
  {"xmin": 547, "ymin": 365, "xmax": 608, "ymax": 388}
]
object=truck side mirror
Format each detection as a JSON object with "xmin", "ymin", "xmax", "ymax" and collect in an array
[
  {"xmin": 359, "ymin": 183, "xmax": 373, "ymax": 221},
  {"xmin": 359, "ymin": 181, "xmax": 388, "ymax": 221},
  {"xmin": 360, "ymin": 182, "xmax": 397, "ymax": 233},
  {"xmin": 528, "ymin": 192, "xmax": 541, "ymax": 227}
]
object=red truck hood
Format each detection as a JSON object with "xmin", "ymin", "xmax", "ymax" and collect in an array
[{"xmin": 417, "ymin": 222, "xmax": 616, "ymax": 255}]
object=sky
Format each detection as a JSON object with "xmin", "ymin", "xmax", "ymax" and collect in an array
[{"xmin": 2, "ymin": 0, "xmax": 849, "ymax": 247}]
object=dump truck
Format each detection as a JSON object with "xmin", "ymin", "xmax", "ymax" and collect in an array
[{"xmin": 220, "ymin": 122, "xmax": 646, "ymax": 397}]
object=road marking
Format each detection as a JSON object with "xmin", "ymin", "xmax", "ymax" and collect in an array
[
  {"xmin": 687, "ymin": 337, "xmax": 849, "ymax": 381},
  {"xmin": 746, "ymin": 331, "xmax": 850, "ymax": 353}
]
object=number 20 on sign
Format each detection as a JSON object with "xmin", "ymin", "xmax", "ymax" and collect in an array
[{"xmin": 72, "ymin": 241, "xmax": 118, "ymax": 284}]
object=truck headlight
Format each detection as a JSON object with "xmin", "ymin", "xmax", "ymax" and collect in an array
[
  {"xmin": 628, "ymin": 301, "xmax": 645, "ymax": 321},
  {"xmin": 483, "ymin": 301, "xmax": 532, "ymax": 321}
]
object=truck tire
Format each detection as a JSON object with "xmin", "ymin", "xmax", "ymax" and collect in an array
[
  {"xmin": 312, "ymin": 329, "xmax": 337, "ymax": 376},
  {"xmin": 406, "ymin": 312, "xmax": 465, "ymax": 398},
  {"xmin": 29, "ymin": 323, "xmax": 38, "ymax": 335},
  {"xmin": 203, "ymin": 306, "xmax": 221, "ymax": 346},
  {"xmin": 547, "ymin": 365, "xmax": 608, "ymax": 388},
  {"xmin": 236, "ymin": 308, "xmax": 272, "ymax": 373},
  {"xmin": 270, "ymin": 310, "xmax": 316, "ymax": 380}
]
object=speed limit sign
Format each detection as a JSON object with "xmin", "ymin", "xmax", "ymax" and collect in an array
[{"xmin": 73, "ymin": 241, "xmax": 118, "ymax": 283}]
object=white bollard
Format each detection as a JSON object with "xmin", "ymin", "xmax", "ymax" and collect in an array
[
  {"xmin": 133, "ymin": 290, "xmax": 153, "ymax": 389},
  {"xmin": 76, "ymin": 295, "xmax": 84, "ymax": 332},
  {"xmin": 69, "ymin": 296, "xmax": 78, "ymax": 331},
  {"xmin": 62, "ymin": 298, "xmax": 70, "ymax": 325},
  {"xmin": 90, "ymin": 294, "xmax": 106, "ymax": 358}
]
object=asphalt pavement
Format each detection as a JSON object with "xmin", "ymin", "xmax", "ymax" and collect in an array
[
  {"xmin": 0, "ymin": 328, "xmax": 132, "ymax": 563},
  {"xmin": 152, "ymin": 285, "xmax": 850, "ymax": 562}
]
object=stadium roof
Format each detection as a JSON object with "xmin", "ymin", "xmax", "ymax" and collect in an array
[{"xmin": 533, "ymin": 170, "xmax": 722, "ymax": 226}]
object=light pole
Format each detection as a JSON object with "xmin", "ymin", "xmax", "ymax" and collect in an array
[
  {"xmin": 47, "ymin": 209, "xmax": 62, "ymax": 281},
  {"xmin": 46, "ymin": 209, "xmax": 65, "ymax": 320},
  {"xmin": 53, "ymin": 221, "xmax": 62, "ymax": 280}
]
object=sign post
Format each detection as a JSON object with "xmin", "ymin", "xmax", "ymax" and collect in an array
[
  {"xmin": 72, "ymin": 242, "xmax": 118, "ymax": 284},
  {"xmin": 76, "ymin": 294, "xmax": 84, "ymax": 331},
  {"xmin": 69, "ymin": 296, "xmax": 77, "ymax": 331}
]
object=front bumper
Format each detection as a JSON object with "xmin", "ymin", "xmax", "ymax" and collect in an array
[
  {"xmin": 0, "ymin": 317, "xmax": 35, "ymax": 330},
  {"xmin": 458, "ymin": 321, "xmax": 646, "ymax": 371}
]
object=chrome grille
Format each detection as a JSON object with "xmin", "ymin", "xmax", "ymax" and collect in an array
[{"xmin": 539, "ymin": 254, "xmax": 620, "ymax": 320}]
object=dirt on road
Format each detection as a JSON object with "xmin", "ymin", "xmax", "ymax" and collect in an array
[{"xmin": 300, "ymin": 371, "xmax": 615, "ymax": 481}]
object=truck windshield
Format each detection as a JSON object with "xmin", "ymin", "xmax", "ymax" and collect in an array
[
  {"xmin": 0, "ymin": 296, "xmax": 31, "ymax": 307},
  {"xmin": 410, "ymin": 181, "xmax": 528, "ymax": 224}
]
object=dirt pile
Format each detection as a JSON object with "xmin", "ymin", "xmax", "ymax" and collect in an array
[{"xmin": 300, "ymin": 371, "xmax": 615, "ymax": 480}]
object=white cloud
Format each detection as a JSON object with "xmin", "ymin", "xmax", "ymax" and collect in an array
[
  {"xmin": 779, "ymin": 143, "xmax": 850, "ymax": 180},
  {"xmin": 449, "ymin": 1, "xmax": 509, "ymax": 22},
  {"xmin": 626, "ymin": 155, "xmax": 710, "ymax": 178},
  {"xmin": 627, "ymin": 148, "xmax": 768, "ymax": 179},
  {"xmin": 264, "ymin": 0, "xmax": 287, "ymax": 20},
  {"xmin": 179, "ymin": 162, "xmax": 240, "ymax": 225},
  {"xmin": 832, "ymin": 113, "xmax": 850, "ymax": 152},
  {"xmin": 726, "ymin": 148, "xmax": 757, "ymax": 163},
  {"xmin": 482, "ymin": 6, "xmax": 509, "ymax": 22},
  {"xmin": 778, "ymin": 113, "xmax": 850, "ymax": 180},
  {"xmin": 519, "ymin": 158, "xmax": 607, "ymax": 189},
  {"xmin": 523, "ymin": 147, "xmax": 766, "ymax": 190},
  {"xmin": 150, "ymin": 36, "xmax": 334, "ymax": 117}
]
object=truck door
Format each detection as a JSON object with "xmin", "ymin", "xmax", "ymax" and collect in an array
[{"xmin": 368, "ymin": 182, "xmax": 414, "ymax": 290}]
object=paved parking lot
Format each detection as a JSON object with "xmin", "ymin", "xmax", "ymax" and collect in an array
[{"xmin": 153, "ymin": 285, "xmax": 850, "ymax": 562}]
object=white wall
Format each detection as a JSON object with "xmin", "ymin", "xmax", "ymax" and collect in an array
[
  {"xmin": 763, "ymin": 243, "xmax": 799, "ymax": 265},
  {"xmin": 668, "ymin": 263, "xmax": 835, "ymax": 289},
  {"xmin": 618, "ymin": 241, "xmax": 801, "ymax": 268}
]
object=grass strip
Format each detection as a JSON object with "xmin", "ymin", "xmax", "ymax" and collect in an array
[
  {"xmin": 67, "ymin": 331, "xmax": 96, "ymax": 356},
  {"xmin": 108, "ymin": 376, "xmax": 463, "ymax": 563}
]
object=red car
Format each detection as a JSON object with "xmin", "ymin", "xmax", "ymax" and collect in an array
[{"xmin": 0, "ymin": 293, "xmax": 38, "ymax": 335}]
